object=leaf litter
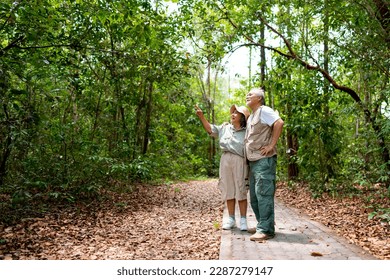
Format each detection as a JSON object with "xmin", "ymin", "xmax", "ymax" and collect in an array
[
  {"xmin": 276, "ymin": 182, "xmax": 389, "ymax": 260},
  {"xmin": 0, "ymin": 180, "xmax": 223, "ymax": 260},
  {"xmin": 0, "ymin": 179, "xmax": 388, "ymax": 260}
]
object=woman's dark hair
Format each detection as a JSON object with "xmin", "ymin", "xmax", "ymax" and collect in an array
[{"xmin": 239, "ymin": 113, "xmax": 247, "ymax": 128}]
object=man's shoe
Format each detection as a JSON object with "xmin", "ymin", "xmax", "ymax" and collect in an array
[
  {"xmin": 240, "ymin": 217, "xmax": 248, "ymax": 231},
  {"xmin": 249, "ymin": 232, "xmax": 274, "ymax": 241},
  {"xmin": 222, "ymin": 217, "xmax": 236, "ymax": 230},
  {"xmin": 247, "ymin": 227, "xmax": 256, "ymax": 234}
]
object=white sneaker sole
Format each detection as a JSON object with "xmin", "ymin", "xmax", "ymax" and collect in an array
[{"xmin": 222, "ymin": 224, "xmax": 236, "ymax": 230}]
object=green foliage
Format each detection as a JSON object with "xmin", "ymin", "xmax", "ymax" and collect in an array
[
  {"xmin": 222, "ymin": 0, "xmax": 389, "ymax": 191},
  {"xmin": 1, "ymin": 0, "xmax": 390, "ymax": 212},
  {"xmin": 368, "ymin": 207, "xmax": 390, "ymax": 224},
  {"xmin": 0, "ymin": 0, "xmax": 208, "ymax": 205}
]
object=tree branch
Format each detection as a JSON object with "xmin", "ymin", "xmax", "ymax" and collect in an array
[
  {"xmin": 0, "ymin": 0, "xmax": 24, "ymax": 32},
  {"xmin": 0, "ymin": 35, "xmax": 25, "ymax": 55},
  {"xmin": 221, "ymin": 5, "xmax": 371, "ymax": 119},
  {"xmin": 224, "ymin": 7, "xmax": 365, "ymax": 105}
]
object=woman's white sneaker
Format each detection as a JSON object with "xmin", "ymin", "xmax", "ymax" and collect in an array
[
  {"xmin": 222, "ymin": 217, "xmax": 236, "ymax": 230},
  {"xmin": 240, "ymin": 217, "xmax": 248, "ymax": 231}
]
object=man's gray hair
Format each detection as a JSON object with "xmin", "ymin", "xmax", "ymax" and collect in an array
[
  {"xmin": 250, "ymin": 88, "xmax": 265, "ymax": 98},
  {"xmin": 249, "ymin": 88, "xmax": 265, "ymax": 105}
]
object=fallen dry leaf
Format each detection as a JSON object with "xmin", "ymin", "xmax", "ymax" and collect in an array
[
  {"xmin": 0, "ymin": 180, "xmax": 223, "ymax": 260},
  {"xmin": 0, "ymin": 179, "xmax": 388, "ymax": 260},
  {"xmin": 276, "ymin": 181, "xmax": 389, "ymax": 260}
]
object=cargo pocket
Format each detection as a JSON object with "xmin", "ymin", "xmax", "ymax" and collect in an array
[{"xmin": 259, "ymin": 179, "xmax": 275, "ymax": 196}]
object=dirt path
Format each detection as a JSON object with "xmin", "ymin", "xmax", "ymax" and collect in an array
[
  {"xmin": 0, "ymin": 179, "xmax": 388, "ymax": 260},
  {"xmin": 276, "ymin": 182, "xmax": 389, "ymax": 260},
  {"xmin": 0, "ymin": 180, "xmax": 222, "ymax": 260}
]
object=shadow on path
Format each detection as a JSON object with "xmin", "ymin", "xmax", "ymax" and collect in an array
[{"xmin": 219, "ymin": 197, "xmax": 377, "ymax": 260}]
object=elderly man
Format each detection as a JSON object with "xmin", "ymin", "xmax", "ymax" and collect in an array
[{"xmin": 245, "ymin": 88, "xmax": 284, "ymax": 241}]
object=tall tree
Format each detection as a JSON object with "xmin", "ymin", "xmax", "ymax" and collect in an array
[{"xmin": 187, "ymin": 0, "xmax": 389, "ymax": 182}]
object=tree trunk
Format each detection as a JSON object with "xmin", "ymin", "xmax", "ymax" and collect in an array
[
  {"xmin": 142, "ymin": 81, "xmax": 153, "ymax": 155},
  {"xmin": 135, "ymin": 84, "xmax": 146, "ymax": 156},
  {"xmin": 260, "ymin": 20, "xmax": 266, "ymax": 85},
  {"xmin": 0, "ymin": 125, "xmax": 12, "ymax": 186},
  {"xmin": 287, "ymin": 125, "xmax": 299, "ymax": 179},
  {"xmin": 206, "ymin": 55, "xmax": 214, "ymax": 175},
  {"xmin": 226, "ymin": 1, "xmax": 390, "ymax": 176},
  {"xmin": 322, "ymin": 0, "xmax": 335, "ymax": 178},
  {"xmin": 286, "ymin": 4, "xmax": 299, "ymax": 180}
]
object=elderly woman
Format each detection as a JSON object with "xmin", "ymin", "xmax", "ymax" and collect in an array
[{"xmin": 195, "ymin": 104, "xmax": 250, "ymax": 231}]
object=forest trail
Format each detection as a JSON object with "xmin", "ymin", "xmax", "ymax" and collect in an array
[
  {"xmin": 220, "ymin": 196, "xmax": 376, "ymax": 260},
  {"xmin": 0, "ymin": 179, "xmax": 388, "ymax": 260}
]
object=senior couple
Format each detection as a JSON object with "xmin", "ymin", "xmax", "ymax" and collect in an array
[{"xmin": 195, "ymin": 88, "xmax": 284, "ymax": 241}]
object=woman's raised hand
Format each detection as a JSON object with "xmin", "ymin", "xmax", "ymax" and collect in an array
[{"xmin": 195, "ymin": 104, "xmax": 203, "ymax": 117}]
